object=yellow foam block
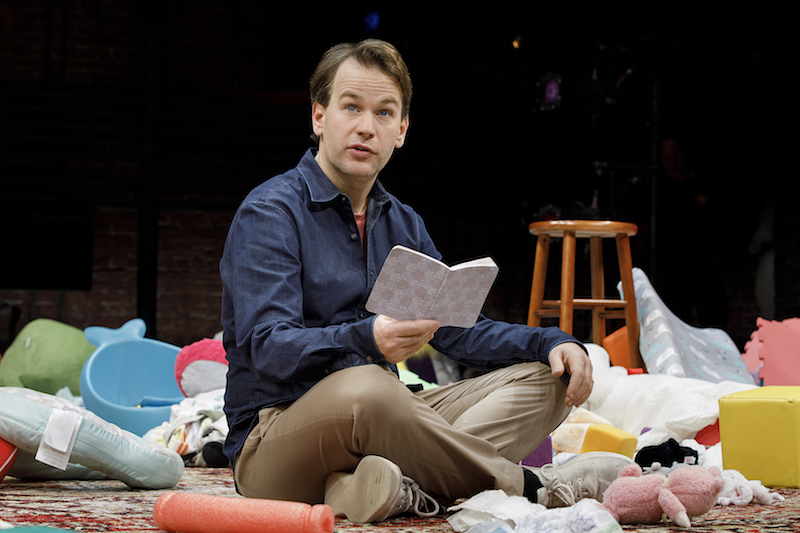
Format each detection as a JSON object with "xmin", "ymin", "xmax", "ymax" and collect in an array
[
  {"xmin": 579, "ymin": 424, "xmax": 637, "ymax": 458},
  {"xmin": 719, "ymin": 386, "xmax": 800, "ymax": 488}
]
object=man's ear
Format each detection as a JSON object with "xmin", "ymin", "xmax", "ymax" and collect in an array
[
  {"xmin": 312, "ymin": 102, "xmax": 325, "ymax": 139},
  {"xmin": 395, "ymin": 115, "xmax": 409, "ymax": 149}
]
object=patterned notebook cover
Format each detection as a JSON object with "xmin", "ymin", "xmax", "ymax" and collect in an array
[{"xmin": 365, "ymin": 246, "xmax": 499, "ymax": 328}]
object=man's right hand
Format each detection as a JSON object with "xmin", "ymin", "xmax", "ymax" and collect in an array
[{"xmin": 373, "ymin": 315, "xmax": 441, "ymax": 365}]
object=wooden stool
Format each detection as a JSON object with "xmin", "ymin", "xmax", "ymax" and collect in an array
[{"xmin": 527, "ymin": 220, "xmax": 643, "ymax": 369}]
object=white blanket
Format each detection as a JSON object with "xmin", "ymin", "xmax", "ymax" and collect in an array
[{"xmin": 582, "ymin": 344, "xmax": 757, "ymax": 450}]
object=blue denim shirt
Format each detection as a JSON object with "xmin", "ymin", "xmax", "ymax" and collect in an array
[{"xmin": 220, "ymin": 149, "xmax": 581, "ymax": 468}]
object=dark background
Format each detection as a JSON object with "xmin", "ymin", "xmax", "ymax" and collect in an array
[{"xmin": 1, "ymin": 1, "xmax": 797, "ymax": 351}]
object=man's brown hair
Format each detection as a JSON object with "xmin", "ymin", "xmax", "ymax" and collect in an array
[{"xmin": 309, "ymin": 39, "xmax": 412, "ymax": 142}]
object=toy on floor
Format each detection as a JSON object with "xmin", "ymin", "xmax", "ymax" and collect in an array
[
  {"xmin": 520, "ymin": 435, "xmax": 552, "ymax": 468},
  {"xmin": 1, "ymin": 386, "xmax": 183, "ymax": 489},
  {"xmin": 635, "ymin": 438, "xmax": 698, "ymax": 474},
  {"xmin": 175, "ymin": 338, "xmax": 228, "ymax": 397},
  {"xmin": 599, "ymin": 464, "xmax": 724, "ymax": 528},
  {"xmin": 0, "ymin": 318, "xmax": 96, "ymax": 395},
  {"xmin": 717, "ymin": 469, "xmax": 785, "ymax": 506},
  {"xmin": 580, "ymin": 424, "xmax": 637, "ymax": 458},
  {"xmin": 551, "ymin": 407, "xmax": 615, "ymax": 454},
  {"xmin": 1, "ymin": 435, "xmax": 18, "ymax": 479},
  {"xmin": 153, "ymin": 492, "xmax": 334, "ymax": 533},
  {"xmin": 627, "ymin": 267, "xmax": 754, "ymax": 385},
  {"xmin": 742, "ymin": 317, "xmax": 800, "ymax": 386},
  {"xmin": 80, "ymin": 318, "xmax": 184, "ymax": 436}
]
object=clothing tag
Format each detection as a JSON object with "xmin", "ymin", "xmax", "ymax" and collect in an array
[{"xmin": 35, "ymin": 409, "xmax": 82, "ymax": 470}]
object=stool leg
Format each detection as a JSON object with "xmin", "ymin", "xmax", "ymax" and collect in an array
[
  {"xmin": 616, "ymin": 233, "xmax": 643, "ymax": 368},
  {"xmin": 590, "ymin": 236, "xmax": 606, "ymax": 345},
  {"xmin": 559, "ymin": 230, "xmax": 576, "ymax": 336},
  {"xmin": 527, "ymin": 234, "xmax": 550, "ymax": 327}
]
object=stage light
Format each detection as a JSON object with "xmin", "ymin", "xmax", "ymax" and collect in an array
[
  {"xmin": 537, "ymin": 73, "xmax": 561, "ymax": 111},
  {"xmin": 364, "ymin": 10, "xmax": 380, "ymax": 35}
]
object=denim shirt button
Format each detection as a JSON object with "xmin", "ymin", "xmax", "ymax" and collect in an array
[
  {"xmin": 350, "ymin": 233, "xmax": 358, "ymax": 241},
  {"xmin": 365, "ymin": 356, "xmax": 373, "ymax": 362}
]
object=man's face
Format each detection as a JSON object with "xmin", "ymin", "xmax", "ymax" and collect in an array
[{"xmin": 312, "ymin": 58, "xmax": 409, "ymax": 190}]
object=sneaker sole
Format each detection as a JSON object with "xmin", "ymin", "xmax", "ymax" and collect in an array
[{"xmin": 324, "ymin": 455, "xmax": 403, "ymax": 523}]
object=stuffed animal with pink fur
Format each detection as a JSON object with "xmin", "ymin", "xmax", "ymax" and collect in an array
[
  {"xmin": 174, "ymin": 338, "xmax": 228, "ymax": 397},
  {"xmin": 600, "ymin": 464, "xmax": 725, "ymax": 528}
]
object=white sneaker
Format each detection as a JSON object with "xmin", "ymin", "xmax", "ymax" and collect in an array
[
  {"xmin": 324, "ymin": 455, "xmax": 440, "ymax": 523},
  {"xmin": 528, "ymin": 451, "xmax": 634, "ymax": 507}
]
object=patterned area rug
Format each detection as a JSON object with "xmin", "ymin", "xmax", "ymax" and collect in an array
[
  {"xmin": 621, "ymin": 491, "xmax": 800, "ymax": 532},
  {"xmin": 1, "ymin": 468, "xmax": 799, "ymax": 532}
]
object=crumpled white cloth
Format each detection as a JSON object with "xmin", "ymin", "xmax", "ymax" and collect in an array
[
  {"xmin": 447, "ymin": 490, "xmax": 544, "ymax": 532},
  {"xmin": 582, "ymin": 344, "xmax": 756, "ymax": 450},
  {"xmin": 447, "ymin": 490, "xmax": 621, "ymax": 533},
  {"xmin": 143, "ymin": 388, "xmax": 227, "ymax": 460},
  {"xmin": 515, "ymin": 499, "xmax": 622, "ymax": 533},
  {"xmin": 717, "ymin": 469, "xmax": 785, "ymax": 506}
]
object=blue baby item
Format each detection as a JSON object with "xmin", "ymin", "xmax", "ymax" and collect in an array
[{"xmin": 80, "ymin": 319, "xmax": 184, "ymax": 436}]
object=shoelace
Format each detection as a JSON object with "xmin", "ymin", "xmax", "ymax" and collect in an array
[
  {"xmin": 539, "ymin": 464, "xmax": 596, "ymax": 506},
  {"xmin": 399, "ymin": 476, "xmax": 441, "ymax": 517}
]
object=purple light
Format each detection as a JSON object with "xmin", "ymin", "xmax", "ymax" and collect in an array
[{"xmin": 538, "ymin": 74, "xmax": 561, "ymax": 111}]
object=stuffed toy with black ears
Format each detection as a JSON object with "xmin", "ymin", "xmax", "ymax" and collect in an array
[{"xmin": 635, "ymin": 437, "xmax": 699, "ymax": 474}]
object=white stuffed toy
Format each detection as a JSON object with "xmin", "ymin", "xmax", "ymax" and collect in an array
[{"xmin": 717, "ymin": 469, "xmax": 785, "ymax": 506}]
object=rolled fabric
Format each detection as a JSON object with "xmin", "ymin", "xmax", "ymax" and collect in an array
[{"xmin": 153, "ymin": 492, "xmax": 334, "ymax": 533}]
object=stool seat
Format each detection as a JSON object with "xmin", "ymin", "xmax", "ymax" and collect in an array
[
  {"xmin": 527, "ymin": 220, "xmax": 643, "ymax": 369},
  {"xmin": 529, "ymin": 220, "xmax": 638, "ymax": 239}
]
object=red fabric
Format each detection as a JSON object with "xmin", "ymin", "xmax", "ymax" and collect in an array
[
  {"xmin": 695, "ymin": 419, "xmax": 720, "ymax": 446},
  {"xmin": 354, "ymin": 210, "xmax": 367, "ymax": 259}
]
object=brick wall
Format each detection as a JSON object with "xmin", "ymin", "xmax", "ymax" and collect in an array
[
  {"xmin": 155, "ymin": 210, "xmax": 231, "ymax": 344},
  {"xmin": 0, "ymin": 207, "xmax": 231, "ymax": 348}
]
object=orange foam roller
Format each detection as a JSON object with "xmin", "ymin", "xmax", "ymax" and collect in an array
[{"xmin": 153, "ymin": 492, "xmax": 334, "ymax": 533}]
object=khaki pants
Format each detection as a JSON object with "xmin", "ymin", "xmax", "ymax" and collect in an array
[{"xmin": 234, "ymin": 361, "xmax": 570, "ymax": 505}]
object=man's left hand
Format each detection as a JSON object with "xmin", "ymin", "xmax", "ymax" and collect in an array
[{"xmin": 548, "ymin": 343, "xmax": 593, "ymax": 408}]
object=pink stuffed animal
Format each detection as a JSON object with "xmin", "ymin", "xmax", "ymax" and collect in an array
[
  {"xmin": 174, "ymin": 338, "xmax": 228, "ymax": 397},
  {"xmin": 600, "ymin": 464, "xmax": 725, "ymax": 528}
]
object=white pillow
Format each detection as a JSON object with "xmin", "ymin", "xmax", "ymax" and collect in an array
[{"xmin": 0, "ymin": 387, "xmax": 183, "ymax": 489}]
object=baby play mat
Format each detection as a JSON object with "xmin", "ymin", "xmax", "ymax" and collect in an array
[{"xmin": 628, "ymin": 268, "xmax": 754, "ymax": 385}]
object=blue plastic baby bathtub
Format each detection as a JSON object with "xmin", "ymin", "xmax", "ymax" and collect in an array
[{"xmin": 80, "ymin": 318, "xmax": 184, "ymax": 436}]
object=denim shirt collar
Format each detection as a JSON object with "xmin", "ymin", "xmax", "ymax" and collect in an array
[{"xmin": 296, "ymin": 148, "xmax": 393, "ymax": 216}]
